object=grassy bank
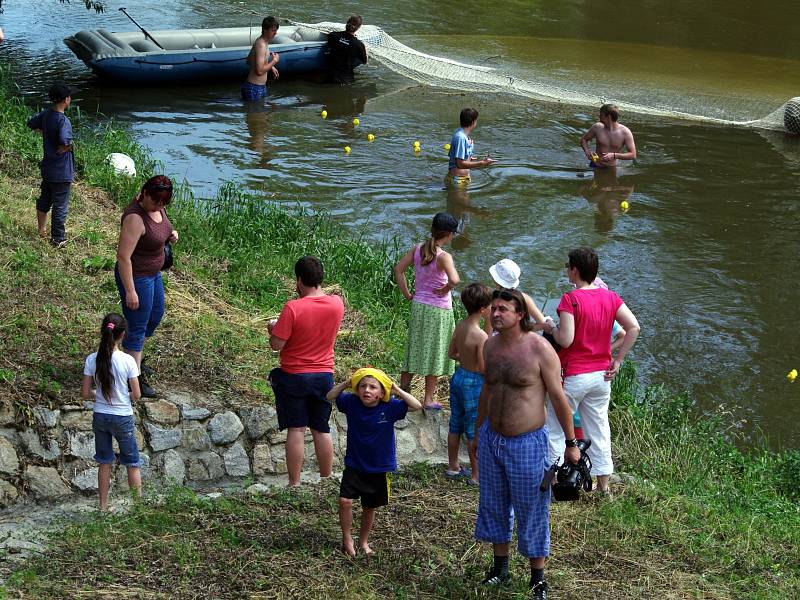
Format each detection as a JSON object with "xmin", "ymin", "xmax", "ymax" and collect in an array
[{"xmin": 1, "ymin": 69, "xmax": 799, "ymax": 598}]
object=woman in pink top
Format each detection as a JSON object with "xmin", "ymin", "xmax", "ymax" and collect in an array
[{"xmin": 394, "ymin": 213, "xmax": 461, "ymax": 409}]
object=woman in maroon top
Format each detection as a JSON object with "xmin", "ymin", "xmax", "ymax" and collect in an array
[{"xmin": 114, "ymin": 175, "xmax": 178, "ymax": 397}]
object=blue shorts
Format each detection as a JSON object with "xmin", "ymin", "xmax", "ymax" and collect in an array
[
  {"xmin": 115, "ymin": 267, "xmax": 165, "ymax": 353},
  {"xmin": 449, "ymin": 367, "xmax": 483, "ymax": 439},
  {"xmin": 241, "ymin": 81, "xmax": 267, "ymax": 101},
  {"xmin": 475, "ymin": 422, "xmax": 551, "ymax": 558},
  {"xmin": 93, "ymin": 412, "xmax": 141, "ymax": 467},
  {"xmin": 270, "ymin": 368, "xmax": 334, "ymax": 433}
]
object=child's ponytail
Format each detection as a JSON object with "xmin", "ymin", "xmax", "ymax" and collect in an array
[{"xmin": 96, "ymin": 313, "xmax": 127, "ymax": 403}]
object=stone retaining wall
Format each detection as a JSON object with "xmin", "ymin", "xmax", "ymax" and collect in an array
[{"xmin": 0, "ymin": 392, "xmax": 450, "ymax": 506}]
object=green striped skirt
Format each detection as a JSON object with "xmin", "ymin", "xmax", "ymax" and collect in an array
[{"xmin": 402, "ymin": 301, "xmax": 455, "ymax": 377}]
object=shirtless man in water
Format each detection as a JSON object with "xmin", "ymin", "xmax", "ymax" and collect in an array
[
  {"xmin": 241, "ymin": 16, "xmax": 281, "ymax": 102},
  {"xmin": 474, "ymin": 289, "xmax": 579, "ymax": 599},
  {"xmin": 580, "ymin": 103, "xmax": 637, "ymax": 168}
]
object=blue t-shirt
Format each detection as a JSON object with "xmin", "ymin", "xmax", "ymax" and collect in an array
[
  {"xmin": 27, "ymin": 109, "xmax": 75, "ymax": 183},
  {"xmin": 336, "ymin": 392, "xmax": 409, "ymax": 473},
  {"xmin": 448, "ymin": 128, "xmax": 474, "ymax": 170}
]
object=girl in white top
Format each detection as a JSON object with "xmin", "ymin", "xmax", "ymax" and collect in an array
[{"xmin": 81, "ymin": 313, "xmax": 142, "ymax": 511}]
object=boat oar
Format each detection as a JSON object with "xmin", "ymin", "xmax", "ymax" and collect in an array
[{"xmin": 118, "ymin": 7, "xmax": 165, "ymax": 50}]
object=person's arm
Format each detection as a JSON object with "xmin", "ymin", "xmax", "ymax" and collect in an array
[
  {"xmin": 580, "ymin": 125, "xmax": 597, "ymax": 160},
  {"xmin": 358, "ymin": 39, "xmax": 368, "ymax": 64},
  {"xmin": 81, "ymin": 375, "xmax": 94, "ymax": 400},
  {"xmin": 447, "ymin": 329, "xmax": 459, "ymax": 361},
  {"xmin": 475, "ymin": 333, "xmax": 487, "ymax": 374},
  {"xmin": 474, "ymin": 342, "xmax": 491, "ymax": 430},
  {"xmin": 434, "ymin": 251, "xmax": 460, "ymax": 296},
  {"xmin": 129, "ymin": 376, "xmax": 142, "ymax": 401},
  {"xmin": 26, "ymin": 112, "xmax": 43, "ymax": 131},
  {"xmin": 326, "ymin": 378, "xmax": 352, "ymax": 403},
  {"xmin": 611, "ymin": 326, "xmax": 626, "ymax": 354},
  {"xmin": 455, "ymin": 156, "xmax": 495, "ymax": 169},
  {"xmin": 56, "ymin": 118, "xmax": 73, "ymax": 155},
  {"xmin": 607, "ymin": 128, "xmax": 637, "ymax": 162},
  {"xmin": 550, "ymin": 309, "xmax": 575, "ymax": 349},
  {"xmin": 267, "ymin": 318, "xmax": 287, "ymax": 351},
  {"xmin": 605, "ymin": 303, "xmax": 640, "ymax": 380},
  {"xmin": 391, "ymin": 383, "xmax": 422, "ymax": 412},
  {"xmin": 393, "ymin": 247, "xmax": 416, "ymax": 300},
  {"xmin": 116, "ymin": 213, "xmax": 145, "ymax": 310},
  {"xmin": 523, "ymin": 292, "xmax": 546, "ymax": 324},
  {"xmin": 540, "ymin": 344, "xmax": 580, "ymax": 464}
]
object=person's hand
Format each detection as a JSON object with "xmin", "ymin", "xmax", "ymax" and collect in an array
[
  {"xmin": 601, "ymin": 152, "xmax": 617, "ymax": 162},
  {"xmin": 604, "ymin": 358, "xmax": 621, "ymax": 381},
  {"xmin": 403, "ymin": 291, "xmax": 413, "ymax": 300},
  {"xmin": 271, "ymin": 51, "xmax": 280, "ymax": 64},
  {"xmin": 483, "ymin": 157, "xmax": 496, "ymax": 167},
  {"xmin": 267, "ymin": 318, "xmax": 278, "ymax": 334},
  {"xmin": 433, "ymin": 284, "xmax": 451, "ymax": 297},
  {"xmin": 271, "ymin": 66, "xmax": 280, "ymax": 79},
  {"xmin": 169, "ymin": 230, "xmax": 179, "ymax": 244},
  {"xmin": 564, "ymin": 446, "xmax": 580, "ymax": 465},
  {"xmin": 126, "ymin": 290, "xmax": 140, "ymax": 310}
]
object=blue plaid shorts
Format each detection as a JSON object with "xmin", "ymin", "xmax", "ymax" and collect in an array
[
  {"xmin": 241, "ymin": 81, "xmax": 267, "ymax": 101},
  {"xmin": 449, "ymin": 367, "xmax": 483, "ymax": 439},
  {"xmin": 475, "ymin": 422, "xmax": 551, "ymax": 558}
]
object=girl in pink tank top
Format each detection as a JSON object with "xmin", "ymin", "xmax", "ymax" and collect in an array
[{"xmin": 394, "ymin": 213, "xmax": 461, "ymax": 409}]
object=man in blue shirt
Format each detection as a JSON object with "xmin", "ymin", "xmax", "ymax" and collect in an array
[
  {"xmin": 27, "ymin": 83, "xmax": 77, "ymax": 247},
  {"xmin": 447, "ymin": 107, "xmax": 495, "ymax": 186},
  {"xmin": 327, "ymin": 367, "xmax": 422, "ymax": 557}
]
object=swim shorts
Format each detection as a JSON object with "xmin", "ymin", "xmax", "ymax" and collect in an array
[
  {"xmin": 340, "ymin": 466, "xmax": 390, "ymax": 508},
  {"xmin": 449, "ymin": 367, "xmax": 484, "ymax": 439},
  {"xmin": 241, "ymin": 81, "xmax": 267, "ymax": 101},
  {"xmin": 445, "ymin": 174, "xmax": 471, "ymax": 186}
]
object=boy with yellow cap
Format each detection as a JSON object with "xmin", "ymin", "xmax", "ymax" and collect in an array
[{"xmin": 327, "ymin": 367, "xmax": 422, "ymax": 556}]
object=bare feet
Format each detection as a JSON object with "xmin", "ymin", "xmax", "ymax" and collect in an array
[
  {"xmin": 38, "ymin": 229, "xmax": 47, "ymax": 238},
  {"xmin": 359, "ymin": 543, "xmax": 375, "ymax": 556},
  {"xmin": 341, "ymin": 539, "xmax": 356, "ymax": 557}
]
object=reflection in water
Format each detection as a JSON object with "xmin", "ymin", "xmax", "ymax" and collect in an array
[
  {"xmin": 243, "ymin": 102, "xmax": 274, "ymax": 168},
  {"xmin": 320, "ymin": 82, "xmax": 373, "ymax": 119},
  {"xmin": 579, "ymin": 167, "xmax": 635, "ymax": 234},
  {"xmin": 444, "ymin": 177, "xmax": 494, "ymax": 250}
]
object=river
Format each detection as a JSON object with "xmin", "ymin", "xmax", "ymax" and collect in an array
[{"xmin": 1, "ymin": 1, "xmax": 799, "ymax": 447}]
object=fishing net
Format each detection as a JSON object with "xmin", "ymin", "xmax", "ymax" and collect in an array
[{"xmin": 293, "ymin": 21, "xmax": 799, "ymax": 134}]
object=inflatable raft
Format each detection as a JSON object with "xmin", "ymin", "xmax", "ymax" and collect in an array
[{"xmin": 64, "ymin": 24, "xmax": 334, "ymax": 83}]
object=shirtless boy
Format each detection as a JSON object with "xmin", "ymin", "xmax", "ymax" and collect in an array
[
  {"xmin": 446, "ymin": 283, "xmax": 492, "ymax": 485},
  {"xmin": 474, "ymin": 289, "xmax": 579, "ymax": 599},
  {"xmin": 241, "ymin": 16, "xmax": 281, "ymax": 101},
  {"xmin": 580, "ymin": 103, "xmax": 637, "ymax": 168}
]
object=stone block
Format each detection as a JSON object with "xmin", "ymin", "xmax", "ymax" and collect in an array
[
  {"xmin": 61, "ymin": 410, "xmax": 93, "ymax": 430},
  {"xmin": 72, "ymin": 467, "xmax": 99, "ymax": 491},
  {"xmin": 419, "ymin": 426, "xmax": 438, "ymax": 454},
  {"xmin": 187, "ymin": 451, "xmax": 224, "ymax": 481},
  {"xmin": 240, "ymin": 405, "xmax": 277, "ymax": 440},
  {"xmin": 34, "ymin": 406, "xmax": 60, "ymax": 428},
  {"xmin": 252, "ymin": 444, "xmax": 272, "ymax": 477},
  {"xmin": 145, "ymin": 422, "xmax": 182, "ymax": 452},
  {"xmin": 396, "ymin": 427, "xmax": 417, "ymax": 460},
  {"xmin": 143, "ymin": 399, "xmax": 180, "ymax": 425},
  {"xmin": 246, "ymin": 483, "xmax": 271, "ymax": 495},
  {"xmin": 19, "ymin": 428, "xmax": 60, "ymax": 461},
  {"xmin": 156, "ymin": 449, "xmax": 185, "ymax": 485},
  {"xmin": 268, "ymin": 430, "xmax": 287, "ymax": 445},
  {"xmin": 25, "ymin": 466, "xmax": 72, "ymax": 499},
  {"xmin": 180, "ymin": 405, "xmax": 211, "ymax": 421},
  {"xmin": 223, "ymin": 442, "xmax": 251, "ymax": 477},
  {"xmin": 60, "ymin": 404, "xmax": 84, "ymax": 412},
  {"xmin": 181, "ymin": 423, "xmax": 211, "ymax": 451},
  {"xmin": 394, "ymin": 418, "xmax": 409, "ymax": 430},
  {"xmin": 208, "ymin": 411, "xmax": 244, "ymax": 445},
  {"xmin": 0, "ymin": 478, "xmax": 19, "ymax": 507},
  {"xmin": 68, "ymin": 430, "xmax": 96, "ymax": 460},
  {"xmin": 0, "ymin": 436, "xmax": 20, "ymax": 475},
  {"xmin": 334, "ymin": 411, "xmax": 348, "ymax": 430}
]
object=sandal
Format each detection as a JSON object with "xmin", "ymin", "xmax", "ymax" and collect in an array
[{"xmin": 423, "ymin": 402, "xmax": 442, "ymax": 410}]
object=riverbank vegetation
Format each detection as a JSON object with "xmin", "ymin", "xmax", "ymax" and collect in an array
[{"xmin": 1, "ymin": 69, "xmax": 798, "ymax": 598}]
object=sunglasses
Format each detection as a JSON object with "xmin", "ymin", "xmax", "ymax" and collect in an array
[
  {"xmin": 492, "ymin": 289, "xmax": 515, "ymax": 301},
  {"xmin": 146, "ymin": 183, "xmax": 173, "ymax": 192}
]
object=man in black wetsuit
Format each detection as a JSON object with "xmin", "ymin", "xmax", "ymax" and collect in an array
[{"xmin": 326, "ymin": 15, "xmax": 368, "ymax": 84}]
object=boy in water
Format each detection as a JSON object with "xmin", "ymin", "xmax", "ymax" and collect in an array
[
  {"xmin": 446, "ymin": 283, "xmax": 492, "ymax": 485},
  {"xmin": 241, "ymin": 16, "xmax": 281, "ymax": 101},
  {"xmin": 327, "ymin": 368, "xmax": 422, "ymax": 556},
  {"xmin": 447, "ymin": 108, "xmax": 495, "ymax": 186},
  {"xmin": 580, "ymin": 103, "xmax": 637, "ymax": 168}
]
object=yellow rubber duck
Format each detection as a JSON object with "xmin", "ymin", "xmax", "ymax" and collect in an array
[
  {"xmin": 788, "ymin": 369, "xmax": 798, "ymax": 382},
  {"xmin": 444, "ymin": 143, "xmax": 451, "ymax": 151},
  {"xmin": 321, "ymin": 110, "xmax": 328, "ymax": 119},
  {"xmin": 620, "ymin": 200, "xmax": 630, "ymax": 212},
  {"xmin": 367, "ymin": 133, "xmax": 375, "ymax": 142},
  {"xmin": 353, "ymin": 118, "xmax": 360, "ymax": 127},
  {"xmin": 344, "ymin": 146, "xmax": 351, "ymax": 154}
]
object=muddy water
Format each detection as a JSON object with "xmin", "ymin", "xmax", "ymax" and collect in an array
[{"xmin": 1, "ymin": 0, "xmax": 799, "ymax": 447}]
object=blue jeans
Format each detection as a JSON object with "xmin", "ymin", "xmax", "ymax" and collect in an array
[
  {"xmin": 115, "ymin": 267, "xmax": 165, "ymax": 352},
  {"xmin": 93, "ymin": 412, "xmax": 141, "ymax": 467},
  {"xmin": 36, "ymin": 180, "xmax": 72, "ymax": 243}
]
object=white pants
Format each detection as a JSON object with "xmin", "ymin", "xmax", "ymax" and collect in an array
[{"xmin": 546, "ymin": 370, "xmax": 613, "ymax": 476}]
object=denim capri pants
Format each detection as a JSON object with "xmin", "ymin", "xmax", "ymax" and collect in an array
[
  {"xmin": 115, "ymin": 267, "xmax": 165, "ymax": 353},
  {"xmin": 93, "ymin": 412, "xmax": 141, "ymax": 467}
]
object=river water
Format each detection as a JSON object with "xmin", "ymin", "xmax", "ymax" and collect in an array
[{"xmin": 2, "ymin": 1, "xmax": 799, "ymax": 447}]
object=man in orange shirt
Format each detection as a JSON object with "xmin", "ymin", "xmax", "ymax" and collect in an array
[{"xmin": 269, "ymin": 256, "xmax": 345, "ymax": 487}]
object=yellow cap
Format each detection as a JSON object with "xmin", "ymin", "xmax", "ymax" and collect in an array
[{"xmin": 350, "ymin": 367, "xmax": 393, "ymax": 402}]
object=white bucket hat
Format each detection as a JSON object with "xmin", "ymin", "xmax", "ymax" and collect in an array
[{"xmin": 489, "ymin": 258, "xmax": 521, "ymax": 289}]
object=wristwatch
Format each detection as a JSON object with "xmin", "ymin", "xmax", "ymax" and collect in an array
[{"xmin": 565, "ymin": 438, "xmax": 579, "ymax": 448}]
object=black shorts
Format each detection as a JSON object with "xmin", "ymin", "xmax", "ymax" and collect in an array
[
  {"xmin": 339, "ymin": 466, "xmax": 390, "ymax": 508},
  {"xmin": 270, "ymin": 368, "xmax": 333, "ymax": 432}
]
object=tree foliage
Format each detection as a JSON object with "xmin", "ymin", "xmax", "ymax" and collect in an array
[{"xmin": 0, "ymin": 1, "xmax": 105, "ymax": 13}]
